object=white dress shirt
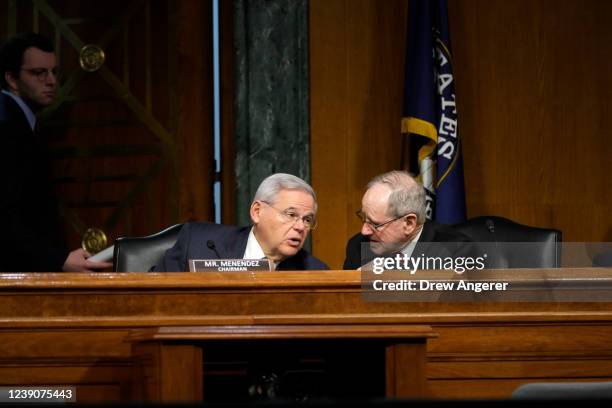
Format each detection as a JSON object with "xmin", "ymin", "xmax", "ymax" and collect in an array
[{"xmin": 243, "ymin": 227, "xmax": 279, "ymax": 269}]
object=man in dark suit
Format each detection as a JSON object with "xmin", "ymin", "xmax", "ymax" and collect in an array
[
  {"xmin": 0, "ymin": 33, "xmax": 111, "ymax": 272},
  {"xmin": 153, "ymin": 173, "xmax": 328, "ymax": 271},
  {"xmin": 343, "ymin": 170, "xmax": 473, "ymax": 270}
]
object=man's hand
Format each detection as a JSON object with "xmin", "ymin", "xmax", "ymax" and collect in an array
[{"xmin": 62, "ymin": 248, "xmax": 113, "ymax": 272}]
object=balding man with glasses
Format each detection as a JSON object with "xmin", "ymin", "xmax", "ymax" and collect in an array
[
  {"xmin": 154, "ymin": 173, "xmax": 328, "ymax": 271},
  {"xmin": 1, "ymin": 32, "xmax": 112, "ymax": 272},
  {"xmin": 343, "ymin": 170, "xmax": 472, "ymax": 270}
]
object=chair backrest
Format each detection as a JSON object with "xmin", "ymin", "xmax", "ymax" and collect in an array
[
  {"xmin": 453, "ymin": 216, "xmax": 562, "ymax": 268},
  {"xmin": 113, "ymin": 224, "xmax": 183, "ymax": 272},
  {"xmin": 512, "ymin": 381, "xmax": 612, "ymax": 399}
]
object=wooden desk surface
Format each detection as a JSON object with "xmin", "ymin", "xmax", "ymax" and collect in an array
[{"xmin": 1, "ymin": 268, "xmax": 612, "ymax": 401}]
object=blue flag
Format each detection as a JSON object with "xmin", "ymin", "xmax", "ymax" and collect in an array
[{"xmin": 401, "ymin": 0, "xmax": 466, "ymax": 224}]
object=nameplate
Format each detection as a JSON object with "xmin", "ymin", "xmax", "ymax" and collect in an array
[{"xmin": 188, "ymin": 258, "xmax": 272, "ymax": 272}]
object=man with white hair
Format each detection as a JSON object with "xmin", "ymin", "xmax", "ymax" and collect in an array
[
  {"xmin": 154, "ymin": 173, "xmax": 328, "ymax": 271},
  {"xmin": 343, "ymin": 170, "xmax": 472, "ymax": 269}
]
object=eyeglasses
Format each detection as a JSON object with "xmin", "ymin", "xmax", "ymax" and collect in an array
[
  {"xmin": 20, "ymin": 67, "xmax": 61, "ymax": 82},
  {"xmin": 356, "ymin": 210, "xmax": 409, "ymax": 231},
  {"xmin": 262, "ymin": 201, "xmax": 317, "ymax": 230}
]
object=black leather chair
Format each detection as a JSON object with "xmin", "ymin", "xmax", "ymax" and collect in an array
[
  {"xmin": 594, "ymin": 251, "xmax": 612, "ymax": 267},
  {"xmin": 113, "ymin": 224, "xmax": 183, "ymax": 272},
  {"xmin": 512, "ymin": 381, "xmax": 612, "ymax": 399},
  {"xmin": 453, "ymin": 216, "xmax": 562, "ymax": 268}
]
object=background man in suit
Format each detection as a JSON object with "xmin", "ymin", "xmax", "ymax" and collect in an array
[
  {"xmin": 154, "ymin": 173, "xmax": 328, "ymax": 271},
  {"xmin": 344, "ymin": 170, "xmax": 472, "ymax": 269},
  {"xmin": 0, "ymin": 32, "xmax": 111, "ymax": 272}
]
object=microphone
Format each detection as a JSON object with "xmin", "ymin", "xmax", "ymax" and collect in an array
[
  {"xmin": 206, "ymin": 240, "xmax": 222, "ymax": 258},
  {"xmin": 485, "ymin": 218, "xmax": 506, "ymax": 269}
]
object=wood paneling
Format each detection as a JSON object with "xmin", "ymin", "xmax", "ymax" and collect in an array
[
  {"xmin": 427, "ymin": 378, "xmax": 612, "ymax": 399},
  {"xmin": 175, "ymin": 0, "xmax": 215, "ymax": 223},
  {"xmin": 1, "ymin": 0, "xmax": 214, "ymax": 251},
  {"xmin": 0, "ymin": 330, "xmax": 131, "ymax": 357},
  {"xmin": 129, "ymin": 325, "xmax": 432, "ymax": 401},
  {"xmin": 310, "ymin": 0, "xmax": 408, "ymax": 269},
  {"xmin": 220, "ymin": 0, "xmax": 237, "ymax": 225},
  {"xmin": 310, "ymin": 0, "xmax": 612, "ymax": 269},
  {"xmin": 131, "ymin": 342, "xmax": 203, "ymax": 402},
  {"xmin": 448, "ymin": 0, "xmax": 612, "ymax": 243},
  {"xmin": 3, "ymin": 270, "xmax": 612, "ymax": 401},
  {"xmin": 0, "ymin": 366, "xmax": 131, "ymax": 402}
]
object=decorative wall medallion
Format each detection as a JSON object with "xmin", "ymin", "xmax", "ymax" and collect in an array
[{"xmin": 79, "ymin": 44, "xmax": 105, "ymax": 72}]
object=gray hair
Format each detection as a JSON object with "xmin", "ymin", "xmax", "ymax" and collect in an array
[
  {"xmin": 367, "ymin": 170, "xmax": 426, "ymax": 224},
  {"xmin": 253, "ymin": 173, "xmax": 318, "ymax": 213}
]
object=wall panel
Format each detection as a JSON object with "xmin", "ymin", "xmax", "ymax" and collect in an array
[
  {"xmin": 310, "ymin": 0, "xmax": 612, "ymax": 268},
  {"xmin": 449, "ymin": 0, "xmax": 612, "ymax": 243},
  {"xmin": 310, "ymin": 0, "xmax": 408, "ymax": 268}
]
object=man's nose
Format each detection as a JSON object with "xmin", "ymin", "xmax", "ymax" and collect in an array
[
  {"xmin": 292, "ymin": 218, "xmax": 307, "ymax": 232},
  {"xmin": 361, "ymin": 222, "xmax": 374, "ymax": 236},
  {"xmin": 46, "ymin": 71, "xmax": 57, "ymax": 86}
]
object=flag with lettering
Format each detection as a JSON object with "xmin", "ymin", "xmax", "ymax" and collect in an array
[{"xmin": 401, "ymin": 0, "xmax": 466, "ymax": 224}]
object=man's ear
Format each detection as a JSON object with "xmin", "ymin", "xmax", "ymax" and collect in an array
[
  {"xmin": 5, "ymin": 71, "xmax": 19, "ymax": 93},
  {"xmin": 402, "ymin": 214, "xmax": 418, "ymax": 235},
  {"xmin": 250, "ymin": 201, "xmax": 262, "ymax": 224}
]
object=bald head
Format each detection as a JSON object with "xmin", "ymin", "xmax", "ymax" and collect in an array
[{"xmin": 366, "ymin": 170, "xmax": 426, "ymax": 224}]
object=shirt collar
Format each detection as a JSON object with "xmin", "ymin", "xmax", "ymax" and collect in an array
[
  {"xmin": 400, "ymin": 225, "xmax": 424, "ymax": 258},
  {"xmin": 2, "ymin": 90, "xmax": 37, "ymax": 131},
  {"xmin": 243, "ymin": 227, "xmax": 280, "ymax": 269},
  {"xmin": 358, "ymin": 225, "xmax": 425, "ymax": 271},
  {"xmin": 243, "ymin": 227, "xmax": 266, "ymax": 259}
]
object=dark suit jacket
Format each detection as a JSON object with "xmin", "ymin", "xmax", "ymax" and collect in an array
[
  {"xmin": 343, "ymin": 221, "xmax": 475, "ymax": 270},
  {"xmin": 0, "ymin": 92, "xmax": 67, "ymax": 271},
  {"xmin": 152, "ymin": 222, "xmax": 329, "ymax": 272}
]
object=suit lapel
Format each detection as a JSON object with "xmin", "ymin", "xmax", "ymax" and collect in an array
[
  {"xmin": 277, "ymin": 254, "xmax": 300, "ymax": 271},
  {"xmin": 2, "ymin": 93, "xmax": 35, "ymax": 136},
  {"xmin": 414, "ymin": 222, "xmax": 435, "ymax": 258},
  {"xmin": 220, "ymin": 226, "xmax": 251, "ymax": 258}
]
